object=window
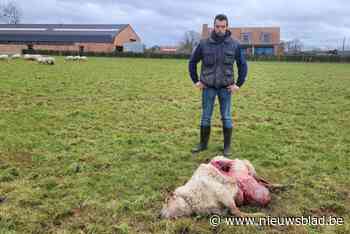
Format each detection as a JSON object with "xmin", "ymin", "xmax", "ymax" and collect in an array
[
  {"xmin": 260, "ymin": 32, "xmax": 272, "ymax": 43},
  {"xmin": 255, "ymin": 47, "xmax": 274, "ymax": 55},
  {"xmin": 240, "ymin": 32, "xmax": 251, "ymax": 43},
  {"xmin": 115, "ymin": 46, "xmax": 123, "ymax": 52},
  {"xmin": 27, "ymin": 44, "xmax": 34, "ymax": 50}
]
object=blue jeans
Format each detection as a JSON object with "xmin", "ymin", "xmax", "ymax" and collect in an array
[{"xmin": 200, "ymin": 87, "xmax": 233, "ymax": 128}]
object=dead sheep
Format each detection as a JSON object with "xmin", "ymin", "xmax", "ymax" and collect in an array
[{"xmin": 160, "ymin": 156, "xmax": 284, "ymax": 219}]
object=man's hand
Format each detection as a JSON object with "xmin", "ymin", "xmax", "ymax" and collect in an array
[
  {"xmin": 195, "ymin": 81, "xmax": 206, "ymax": 90},
  {"xmin": 227, "ymin": 84, "xmax": 240, "ymax": 93}
]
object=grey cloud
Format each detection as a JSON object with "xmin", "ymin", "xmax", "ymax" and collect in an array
[{"xmin": 14, "ymin": 0, "xmax": 350, "ymax": 49}]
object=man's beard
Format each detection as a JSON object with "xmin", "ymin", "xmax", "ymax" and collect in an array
[{"xmin": 216, "ymin": 31, "xmax": 225, "ymax": 37}]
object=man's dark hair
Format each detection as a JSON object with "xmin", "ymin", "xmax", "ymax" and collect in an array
[{"xmin": 214, "ymin": 14, "xmax": 228, "ymax": 26}]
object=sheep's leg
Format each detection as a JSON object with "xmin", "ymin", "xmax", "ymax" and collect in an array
[
  {"xmin": 216, "ymin": 182, "xmax": 265, "ymax": 218},
  {"xmin": 254, "ymin": 175, "xmax": 285, "ymax": 191},
  {"xmin": 229, "ymin": 200, "xmax": 266, "ymax": 217}
]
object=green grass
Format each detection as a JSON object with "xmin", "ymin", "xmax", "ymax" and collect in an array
[{"xmin": 0, "ymin": 57, "xmax": 349, "ymax": 234}]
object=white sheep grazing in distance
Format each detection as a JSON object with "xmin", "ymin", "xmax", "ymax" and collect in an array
[
  {"xmin": 11, "ymin": 54, "xmax": 22, "ymax": 59},
  {"xmin": 65, "ymin": 55, "xmax": 88, "ymax": 62},
  {"xmin": 79, "ymin": 56, "xmax": 88, "ymax": 61},
  {"xmin": 0, "ymin": 54, "xmax": 9, "ymax": 61},
  {"xmin": 38, "ymin": 57, "xmax": 55, "ymax": 65},
  {"xmin": 24, "ymin": 54, "xmax": 42, "ymax": 61},
  {"xmin": 64, "ymin": 56, "xmax": 74, "ymax": 61},
  {"xmin": 23, "ymin": 54, "xmax": 31, "ymax": 60}
]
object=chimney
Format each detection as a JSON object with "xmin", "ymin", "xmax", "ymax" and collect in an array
[{"xmin": 202, "ymin": 24, "xmax": 209, "ymax": 39}]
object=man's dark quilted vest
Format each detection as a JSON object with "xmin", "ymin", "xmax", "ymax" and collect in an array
[{"xmin": 199, "ymin": 31, "xmax": 238, "ymax": 88}]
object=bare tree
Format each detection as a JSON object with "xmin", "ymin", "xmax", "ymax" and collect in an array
[
  {"xmin": 0, "ymin": 0, "xmax": 22, "ymax": 24},
  {"xmin": 178, "ymin": 30, "xmax": 200, "ymax": 53},
  {"xmin": 284, "ymin": 39, "xmax": 303, "ymax": 54}
]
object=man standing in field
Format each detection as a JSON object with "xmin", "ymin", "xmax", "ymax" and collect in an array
[{"xmin": 189, "ymin": 14, "xmax": 248, "ymax": 157}]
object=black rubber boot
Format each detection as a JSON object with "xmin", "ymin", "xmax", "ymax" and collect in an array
[
  {"xmin": 223, "ymin": 127, "xmax": 233, "ymax": 157},
  {"xmin": 191, "ymin": 126, "xmax": 211, "ymax": 153}
]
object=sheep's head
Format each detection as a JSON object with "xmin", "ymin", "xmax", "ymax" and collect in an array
[{"xmin": 160, "ymin": 192, "xmax": 191, "ymax": 219}]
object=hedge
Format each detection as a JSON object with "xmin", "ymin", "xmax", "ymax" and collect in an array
[{"xmin": 22, "ymin": 49, "xmax": 350, "ymax": 63}]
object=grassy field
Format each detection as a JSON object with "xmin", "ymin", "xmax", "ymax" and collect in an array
[{"xmin": 0, "ymin": 57, "xmax": 349, "ymax": 234}]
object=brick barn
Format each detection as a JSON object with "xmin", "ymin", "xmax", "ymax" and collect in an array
[
  {"xmin": 0, "ymin": 24, "xmax": 141, "ymax": 54},
  {"xmin": 202, "ymin": 24, "xmax": 282, "ymax": 56}
]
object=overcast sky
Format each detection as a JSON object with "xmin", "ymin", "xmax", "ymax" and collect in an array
[{"xmin": 10, "ymin": 0, "xmax": 350, "ymax": 49}]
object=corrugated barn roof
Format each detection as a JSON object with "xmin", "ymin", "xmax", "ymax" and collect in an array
[{"xmin": 0, "ymin": 24, "xmax": 128, "ymax": 43}]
